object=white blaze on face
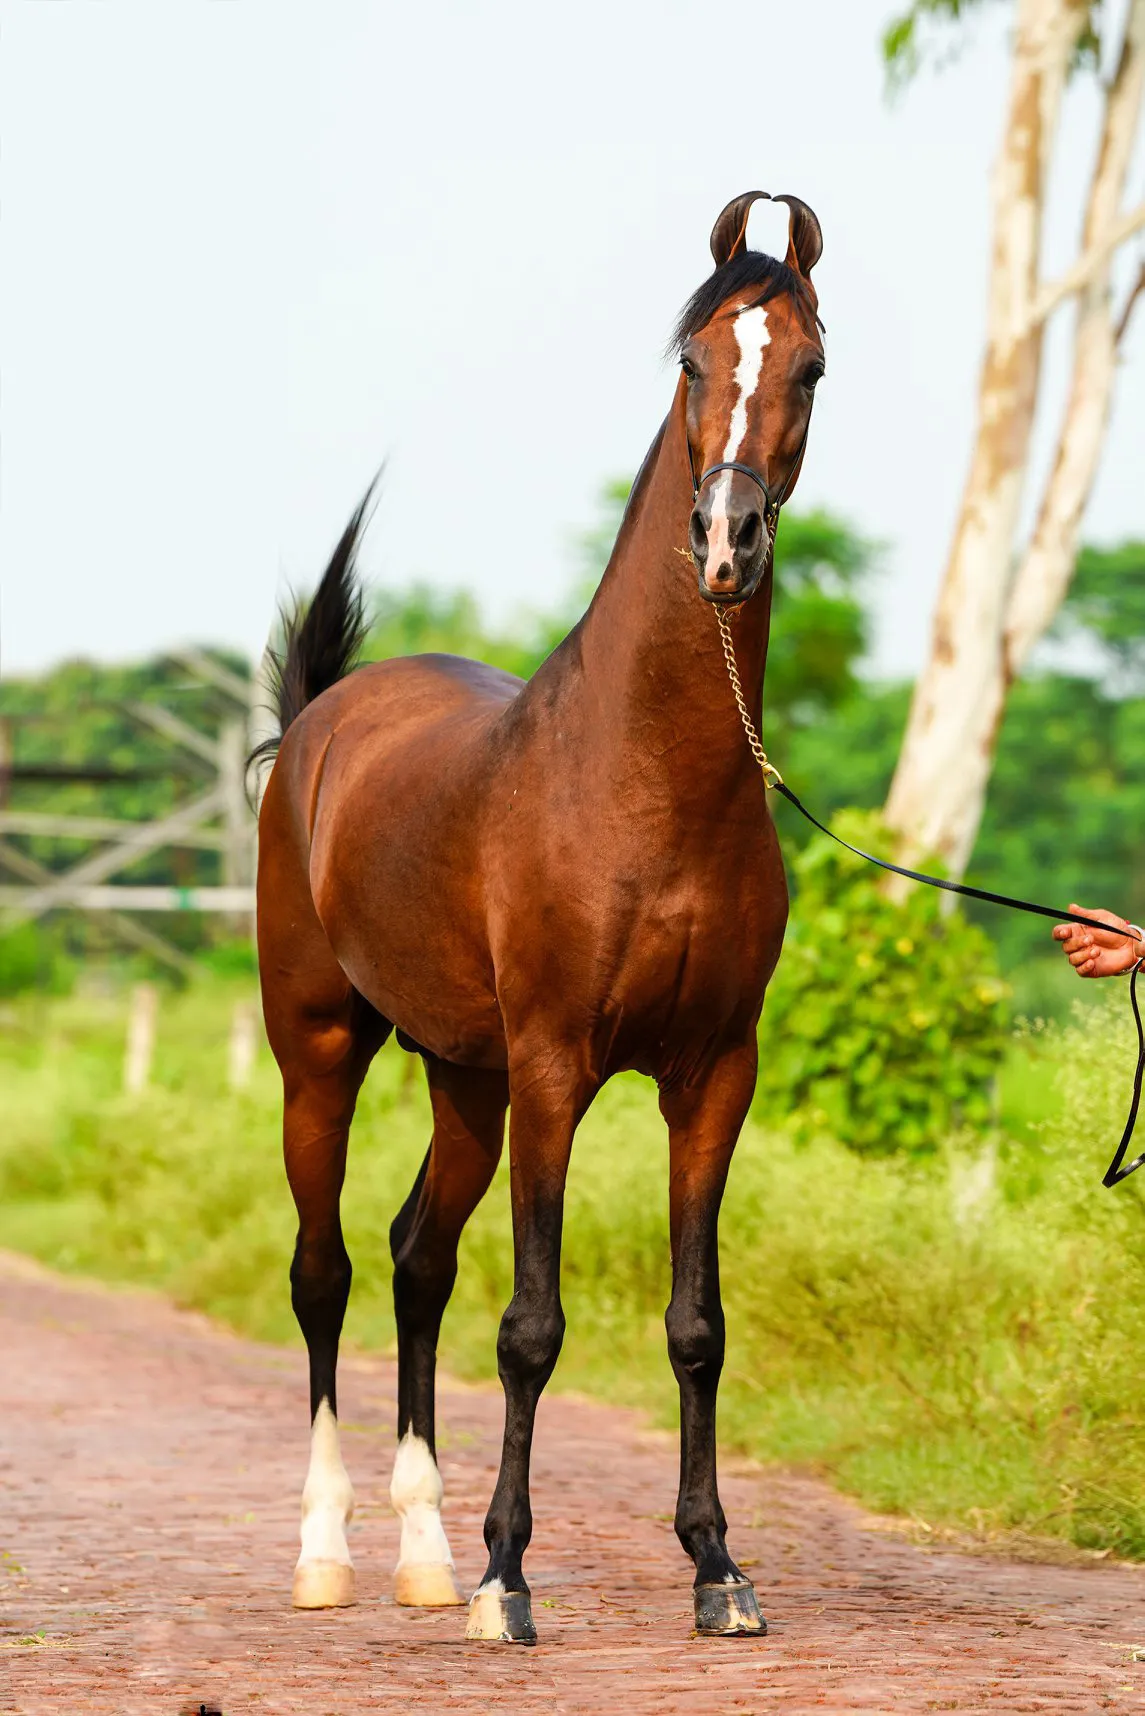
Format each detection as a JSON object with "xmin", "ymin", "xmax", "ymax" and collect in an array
[
  {"xmin": 298, "ymin": 1397, "xmax": 354, "ymax": 1569},
  {"xmin": 390, "ymin": 1430, "xmax": 455, "ymax": 1572},
  {"xmin": 704, "ymin": 306, "xmax": 771, "ymax": 584}
]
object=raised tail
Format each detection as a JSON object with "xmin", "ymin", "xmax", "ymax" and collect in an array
[{"xmin": 252, "ymin": 474, "xmax": 380, "ymax": 769}]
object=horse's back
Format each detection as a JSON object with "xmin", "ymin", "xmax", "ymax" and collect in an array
[
  {"xmin": 269, "ymin": 652, "xmax": 520, "ymax": 827},
  {"xmin": 313, "ymin": 652, "xmax": 522, "ymax": 747}
]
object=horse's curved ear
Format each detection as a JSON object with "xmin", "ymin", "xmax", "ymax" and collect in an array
[
  {"xmin": 773, "ymin": 194, "xmax": 823, "ymax": 278},
  {"xmin": 709, "ymin": 191, "xmax": 770, "ymax": 267}
]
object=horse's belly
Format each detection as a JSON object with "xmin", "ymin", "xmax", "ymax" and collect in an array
[
  {"xmin": 320, "ymin": 880, "xmax": 507, "ymax": 1067},
  {"xmin": 311, "ymin": 820, "xmax": 505, "ymax": 1066}
]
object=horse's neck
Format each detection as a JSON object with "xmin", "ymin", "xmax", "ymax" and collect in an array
[{"xmin": 570, "ymin": 392, "xmax": 772, "ymax": 794}]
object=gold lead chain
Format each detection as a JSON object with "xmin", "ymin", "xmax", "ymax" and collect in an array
[{"xmin": 714, "ymin": 606, "xmax": 784, "ymax": 790}]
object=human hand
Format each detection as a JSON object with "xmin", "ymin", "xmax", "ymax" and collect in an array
[{"xmin": 1052, "ymin": 905, "xmax": 1143, "ymax": 979}]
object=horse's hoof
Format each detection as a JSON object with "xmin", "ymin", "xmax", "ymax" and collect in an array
[
  {"xmin": 693, "ymin": 1579, "xmax": 766, "ymax": 1637},
  {"xmin": 465, "ymin": 1583, "xmax": 537, "ymax": 1644},
  {"xmin": 292, "ymin": 1559, "xmax": 355, "ymax": 1609},
  {"xmin": 394, "ymin": 1561, "xmax": 465, "ymax": 1607}
]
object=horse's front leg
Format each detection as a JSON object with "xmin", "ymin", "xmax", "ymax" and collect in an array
[
  {"xmin": 660, "ymin": 1043, "xmax": 765, "ymax": 1638},
  {"xmin": 465, "ymin": 1057, "xmax": 586, "ymax": 1646}
]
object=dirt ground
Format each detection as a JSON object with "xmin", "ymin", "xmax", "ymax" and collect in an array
[{"xmin": 2, "ymin": 1252, "xmax": 1145, "ymax": 1714}]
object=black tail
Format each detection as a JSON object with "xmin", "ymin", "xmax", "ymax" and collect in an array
[{"xmin": 251, "ymin": 474, "xmax": 380, "ymax": 771}]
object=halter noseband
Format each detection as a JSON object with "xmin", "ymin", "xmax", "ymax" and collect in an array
[{"xmin": 695, "ymin": 460, "xmax": 777, "ymax": 514}]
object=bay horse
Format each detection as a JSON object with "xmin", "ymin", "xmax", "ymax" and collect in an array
[{"xmin": 256, "ymin": 189, "xmax": 825, "ymax": 1644}]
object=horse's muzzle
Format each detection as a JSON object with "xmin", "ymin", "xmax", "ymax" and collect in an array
[
  {"xmin": 688, "ymin": 495, "xmax": 767, "ymax": 601},
  {"xmin": 696, "ymin": 565, "xmax": 767, "ymax": 606}
]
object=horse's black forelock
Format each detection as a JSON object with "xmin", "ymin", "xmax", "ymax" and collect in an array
[{"xmin": 668, "ymin": 250, "xmax": 822, "ymax": 359}]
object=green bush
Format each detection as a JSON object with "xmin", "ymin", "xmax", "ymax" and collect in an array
[{"xmin": 757, "ymin": 809, "xmax": 1009, "ymax": 1152}]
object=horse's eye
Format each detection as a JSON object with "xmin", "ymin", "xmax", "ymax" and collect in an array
[
  {"xmin": 802, "ymin": 362, "xmax": 825, "ymax": 392},
  {"xmin": 681, "ymin": 357, "xmax": 698, "ymax": 382}
]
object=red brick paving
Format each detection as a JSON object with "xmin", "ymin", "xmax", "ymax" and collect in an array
[{"xmin": 2, "ymin": 1252, "xmax": 1145, "ymax": 1714}]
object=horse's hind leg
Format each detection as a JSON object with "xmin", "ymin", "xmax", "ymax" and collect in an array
[
  {"xmin": 388, "ymin": 1057, "xmax": 508, "ymax": 1607},
  {"xmin": 262, "ymin": 913, "xmax": 389, "ymax": 1610}
]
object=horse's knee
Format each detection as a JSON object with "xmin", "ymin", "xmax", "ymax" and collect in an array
[
  {"xmin": 290, "ymin": 1233, "xmax": 352, "ymax": 1333},
  {"xmin": 497, "ymin": 1293, "xmax": 565, "ymax": 1390},
  {"xmin": 665, "ymin": 1297, "xmax": 725, "ymax": 1384}
]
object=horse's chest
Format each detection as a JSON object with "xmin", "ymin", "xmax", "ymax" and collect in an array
[
  {"xmin": 492, "ymin": 794, "xmax": 787, "ymax": 1067},
  {"xmin": 602, "ymin": 880, "xmax": 783, "ymax": 1043}
]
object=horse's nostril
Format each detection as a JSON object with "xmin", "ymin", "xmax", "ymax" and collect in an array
[
  {"xmin": 736, "ymin": 512, "xmax": 762, "ymax": 560},
  {"xmin": 688, "ymin": 510, "xmax": 708, "ymax": 559}
]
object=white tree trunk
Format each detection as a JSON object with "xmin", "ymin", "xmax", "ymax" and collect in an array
[
  {"xmin": 883, "ymin": 0, "xmax": 1090, "ymax": 878},
  {"xmin": 1003, "ymin": 0, "xmax": 1145, "ymax": 678}
]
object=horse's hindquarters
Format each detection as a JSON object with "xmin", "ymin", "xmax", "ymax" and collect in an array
[{"xmin": 301, "ymin": 680, "xmax": 513, "ymax": 1066}]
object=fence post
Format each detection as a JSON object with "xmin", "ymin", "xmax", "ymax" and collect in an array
[
  {"xmin": 229, "ymin": 998, "xmax": 258, "ymax": 1090},
  {"xmin": 124, "ymin": 982, "xmax": 158, "ymax": 1094},
  {"xmin": 951, "ymin": 1139, "xmax": 997, "ymax": 1228}
]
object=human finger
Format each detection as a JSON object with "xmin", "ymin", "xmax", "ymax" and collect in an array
[{"xmin": 1072, "ymin": 904, "xmax": 1130, "ymax": 935}]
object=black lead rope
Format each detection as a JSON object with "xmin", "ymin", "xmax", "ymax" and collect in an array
[{"xmin": 771, "ymin": 779, "xmax": 1145, "ymax": 1189}]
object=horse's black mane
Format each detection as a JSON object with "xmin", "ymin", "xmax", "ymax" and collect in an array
[{"xmin": 670, "ymin": 250, "xmax": 821, "ymax": 357}]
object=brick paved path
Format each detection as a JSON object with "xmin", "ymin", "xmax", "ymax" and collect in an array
[{"xmin": 2, "ymin": 1252, "xmax": 1145, "ymax": 1714}]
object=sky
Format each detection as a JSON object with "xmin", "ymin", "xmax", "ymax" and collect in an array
[{"xmin": 1, "ymin": 0, "xmax": 1142, "ymax": 679}]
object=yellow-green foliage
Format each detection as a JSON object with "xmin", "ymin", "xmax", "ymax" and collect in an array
[
  {"xmin": 1, "ymin": 976, "xmax": 1143, "ymax": 1556},
  {"xmin": 758, "ymin": 810, "xmax": 1010, "ymax": 1152}
]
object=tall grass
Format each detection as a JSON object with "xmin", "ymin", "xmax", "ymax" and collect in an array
[{"xmin": 2, "ymin": 976, "xmax": 1144, "ymax": 1556}]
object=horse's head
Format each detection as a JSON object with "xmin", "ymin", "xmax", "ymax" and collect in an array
[{"xmin": 674, "ymin": 191, "xmax": 824, "ymax": 604}]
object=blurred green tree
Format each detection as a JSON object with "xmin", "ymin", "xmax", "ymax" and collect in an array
[{"xmin": 1051, "ymin": 541, "xmax": 1145, "ymax": 689}]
